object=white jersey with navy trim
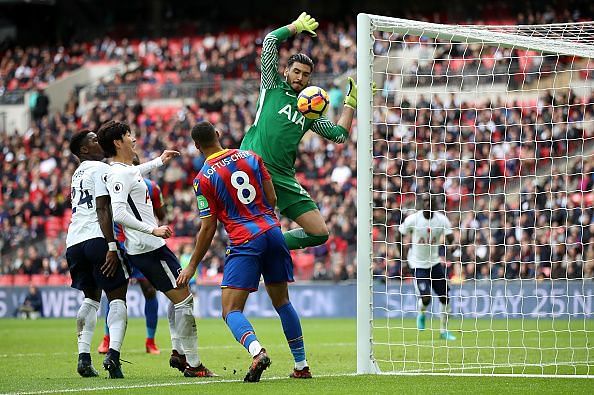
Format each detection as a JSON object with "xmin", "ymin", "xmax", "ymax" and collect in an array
[
  {"xmin": 106, "ymin": 161, "xmax": 165, "ymax": 255},
  {"xmin": 66, "ymin": 160, "xmax": 110, "ymax": 248},
  {"xmin": 399, "ymin": 211, "xmax": 453, "ymax": 269}
]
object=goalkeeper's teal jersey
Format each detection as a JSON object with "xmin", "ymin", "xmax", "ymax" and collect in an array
[{"xmin": 240, "ymin": 27, "xmax": 348, "ymax": 177}]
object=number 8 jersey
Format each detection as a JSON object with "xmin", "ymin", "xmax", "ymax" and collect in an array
[
  {"xmin": 193, "ymin": 149, "xmax": 280, "ymax": 245},
  {"xmin": 66, "ymin": 160, "xmax": 110, "ymax": 248}
]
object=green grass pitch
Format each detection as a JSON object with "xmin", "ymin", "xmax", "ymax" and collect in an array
[{"xmin": 0, "ymin": 317, "xmax": 592, "ymax": 394}]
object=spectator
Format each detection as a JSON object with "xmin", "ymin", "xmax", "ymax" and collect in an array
[
  {"xmin": 312, "ymin": 261, "xmax": 330, "ymax": 281},
  {"xmin": 31, "ymin": 87, "xmax": 50, "ymax": 122},
  {"xmin": 17, "ymin": 285, "xmax": 43, "ymax": 319}
]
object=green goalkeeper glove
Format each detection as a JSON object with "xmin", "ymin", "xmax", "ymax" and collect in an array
[
  {"xmin": 292, "ymin": 12, "xmax": 319, "ymax": 37},
  {"xmin": 344, "ymin": 77, "xmax": 377, "ymax": 109},
  {"xmin": 344, "ymin": 77, "xmax": 358, "ymax": 109}
]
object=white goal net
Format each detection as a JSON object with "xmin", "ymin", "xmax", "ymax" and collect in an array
[{"xmin": 356, "ymin": 14, "xmax": 594, "ymax": 376}]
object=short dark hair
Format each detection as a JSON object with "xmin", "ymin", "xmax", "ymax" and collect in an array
[
  {"xmin": 191, "ymin": 121, "xmax": 218, "ymax": 148},
  {"xmin": 97, "ymin": 120, "xmax": 130, "ymax": 158},
  {"xmin": 69, "ymin": 129, "xmax": 93, "ymax": 158},
  {"xmin": 288, "ymin": 53, "xmax": 314, "ymax": 71}
]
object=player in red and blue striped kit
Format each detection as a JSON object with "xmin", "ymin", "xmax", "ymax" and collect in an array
[
  {"xmin": 98, "ymin": 156, "xmax": 164, "ymax": 355},
  {"xmin": 177, "ymin": 121, "xmax": 312, "ymax": 382}
]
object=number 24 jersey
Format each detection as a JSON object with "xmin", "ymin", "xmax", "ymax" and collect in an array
[
  {"xmin": 66, "ymin": 160, "xmax": 110, "ymax": 248},
  {"xmin": 193, "ymin": 149, "xmax": 279, "ymax": 245}
]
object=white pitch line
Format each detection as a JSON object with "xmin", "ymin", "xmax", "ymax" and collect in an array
[
  {"xmin": 2, "ymin": 370, "xmax": 593, "ymax": 395},
  {"xmin": 0, "ymin": 373, "xmax": 359, "ymax": 395},
  {"xmin": 382, "ymin": 372, "xmax": 594, "ymax": 379}
]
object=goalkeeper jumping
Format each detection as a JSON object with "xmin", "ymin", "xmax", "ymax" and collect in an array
[{"xmin": 241, "ymin": 12, "xmax": 358, "ymax": 250}]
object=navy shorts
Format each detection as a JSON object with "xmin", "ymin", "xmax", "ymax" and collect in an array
[
  {"xmin": 66, "ymin": 238, "xmax": 129, "ymax": 292},
  {"xmin": 222, "ymin": 227, "xmax": 294, "ymax": 292},
  {"xmin": 126, "ymin": 245, "xmax": 181, "ymax": 293},
  {"xmin": 414, "ymin": 263, "xmax": 449, "ymax": 298},
  {"xmin": 116, "ymin": 240, "xmax": 146, "ymax": 281}
]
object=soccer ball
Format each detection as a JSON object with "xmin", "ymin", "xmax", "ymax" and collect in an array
[{"xmin": 297, "ymin": 86, "xmax": 330, "ymax": 120}]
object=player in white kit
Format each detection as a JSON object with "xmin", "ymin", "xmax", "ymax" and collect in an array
[
  {"xmin": 66, "ymin": 130, "xmax": 129, "ymax": 378},
  {"xmin": 97, "ymin": 120, "xmax": 215, "ymax": 377},
  {"xmin": 398, "ymin": 193, "xmax": 457, "ymax": 341}
]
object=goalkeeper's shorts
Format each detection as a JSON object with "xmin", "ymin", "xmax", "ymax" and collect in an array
[{"xmin": 270, "ymin": 172, "xmax": 318, "ymax": 221}]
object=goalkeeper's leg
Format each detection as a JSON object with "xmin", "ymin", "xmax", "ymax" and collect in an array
[
  {"xmin": 283, "ymin": 207, "xmax": 329, "ymax": 250},
  {"xmin": 273, "ymin": 175, "xmax": 329, "ymax": 250}
]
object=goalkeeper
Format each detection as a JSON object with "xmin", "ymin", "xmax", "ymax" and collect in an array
[{"xmin": 241, "ymin": 12, "xmax": 359, "ymax": 250}]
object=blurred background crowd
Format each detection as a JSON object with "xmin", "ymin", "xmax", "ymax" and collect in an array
[{"xmin": 1, "ymin": 0, "xmax": 594, "ymax": 286}]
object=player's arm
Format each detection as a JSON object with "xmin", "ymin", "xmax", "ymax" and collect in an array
[
  {"xmin": 311, "ymin": 117, "xmax": 350, "ymax": 144},
  {"xmin": 178, "ymin": 179, "xmax": 217, "ymax": 287},
  {"xmin": 312, "ymin": 77, "xmax": 377, "ymax": 143},
  {"xmin": 177, "ymin": 215, "xmax": 217, "ymax": 287},
  {"xmin": 446, "ymin": 234, "xmax": 455, "ymax": 245},
  {"xmin": 108, "ymin": 171, "xmax": 171, "ymax": 238},
  {"xmin": 92, "ymin": 168, "xmax": 121, "ymax": 277},
  {"xmin": 261, "ymin": 13, "xmax": 318, "ymax": 90},
  {"xmin": 258, "ymin": 156, "xmax": 277, "ymax": 208},
  {"xmin": 397, "ymin": 215, "xmax": 413, "ymax": 262},
  {"xmin": 444, "ymin": 215, "xmax": 456, "ymax": 251},
  {"xmin": 136, "ymin": 150, "xmax": 180, "ymax": 175},
  {"xmin": 263, "ymin": 179, "xmax": 277, "ymax": 209},
  {"xmin": 96, "ymin": 195, "xmax": 120, "ymax": 277}
]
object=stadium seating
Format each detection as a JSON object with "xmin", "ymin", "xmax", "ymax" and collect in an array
[
  {"xmin": 0, "ymin": 275, "xmax": 13, "ymax": 286},
  {"xmin": 1, "ymin": 11, "xmax": 593, "ymax": 284}
]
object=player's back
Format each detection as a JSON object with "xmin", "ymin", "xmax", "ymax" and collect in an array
[
  {"xmin": 194, "ymin": 149, "xmax": 279, "ymax": 245},
  {"xmin": 66, "ymin": 160, "xmax": 110, "ymax": 248}
]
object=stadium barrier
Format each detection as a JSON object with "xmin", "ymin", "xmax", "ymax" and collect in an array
[{"xmin": 0, "ymin": 281, "xmax": 591, "ymax": 319}]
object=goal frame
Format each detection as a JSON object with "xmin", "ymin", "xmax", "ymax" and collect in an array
[{"xmin": 355, "ymin": 12, "xmax": 594, "ymax": 377}]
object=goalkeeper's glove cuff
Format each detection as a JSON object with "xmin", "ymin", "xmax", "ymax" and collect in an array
[{"xmin": 344, "ymin": 98, "xmax": 357, "ymax": 109}]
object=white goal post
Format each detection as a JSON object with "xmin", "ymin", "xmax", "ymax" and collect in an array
[{"xmin": 356, "ymin": 13, "xmax": 594, "ymax": 376}]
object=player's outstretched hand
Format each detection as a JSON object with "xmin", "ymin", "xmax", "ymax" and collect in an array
[
  {"xmin": 101, "ymin": 251, "xmax": 120, "ymax": 277},
  {"xmin": 160, "ymin": 150, "xmax": 181, "ymax": 165},
  {"xmin": 292, "ymin": 12, "xmax": 319, "ymax": 37},
  {"xmin": 176, "ymin": 267, "xmax": 196, "ymax": 287},
  {"xmin": 344, "ymin": 77, "xmax": 358, "ymax": 109},
  {"xmin": 344, "ymin": 77, "xmax": 378, "ymax": 109},
  {"xmin": 152, "ymin": 225, "xmax": 172, "ymax": 239}
]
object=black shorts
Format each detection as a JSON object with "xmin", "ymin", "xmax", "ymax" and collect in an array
[
  {"xmin": 126, "ymin": 245, "xmax": 181, "ymax": 293},
  {"xmin": 66, "ymin": 238, "xmax": 129, "ymax": 292},
  {"xmin": 413, "ymin": 263, "xmax": 449, "ymax": 298}
]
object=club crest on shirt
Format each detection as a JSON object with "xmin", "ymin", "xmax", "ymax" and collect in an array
[{"xmin": 113, "ymin": 182, "xmax": 123, "ymax": 193}]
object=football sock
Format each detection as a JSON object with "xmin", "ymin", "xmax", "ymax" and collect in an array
[
  {"xmin": 145, "ymin": 295, "xmax": 158, "ymax": 339},
  {"xmin": 275, "ymin": 302, "xmax": 307, "ymax": 366},
  {"xmin": 107, "ymin": 299, "xmax": 127, "ymax": 352},
  {"xmin": 76, "ymin": 298, "xmax": 100, "ymax": 354},
  {"xmin": 225, "ymin": 310, "xmax": 261, "ymax": 357},
  {"xmin": 418, "ymin": 298, "xmax": 428, "ymax": 313},
  {"xmin": 174, "ymin": 295, "xmax": 200, "ymax": 367},
  {"xmin": 167, "ymin": 301, "xmax": 183, "ymax": 353},
  {"xmin": 104, "ymin": 303, "xmax": 110, "ymax": 336},
  {"xmin": 440, "ymin": 302, "xmax": 450, "ymax": 332},
  {"xmin": 283, "ymin": 228, "xmax": 328, "ymax": 250}
]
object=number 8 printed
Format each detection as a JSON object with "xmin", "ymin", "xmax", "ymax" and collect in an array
[{"xmin": 231, "ymin": 171, "xmax": 257, "ymax": 204}]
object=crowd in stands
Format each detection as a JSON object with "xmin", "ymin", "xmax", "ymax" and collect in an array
[
  {"xmin": 2, "ymin": 85, "xmax": 594, "ymax": 284},
  {"xmin": 371, "ymin": 89, "xmax": 594, "ymax": 283},
  {"xmin": 2, "ymin": 7, "xmax": 594, "ymax": 286},
  {"xmin": 4, "ymin": 1, "xmax": 589, "ymax": 103},
  {"xmin": 0, "ymin": 45, "xmax": 87, "ymax": 103}
]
